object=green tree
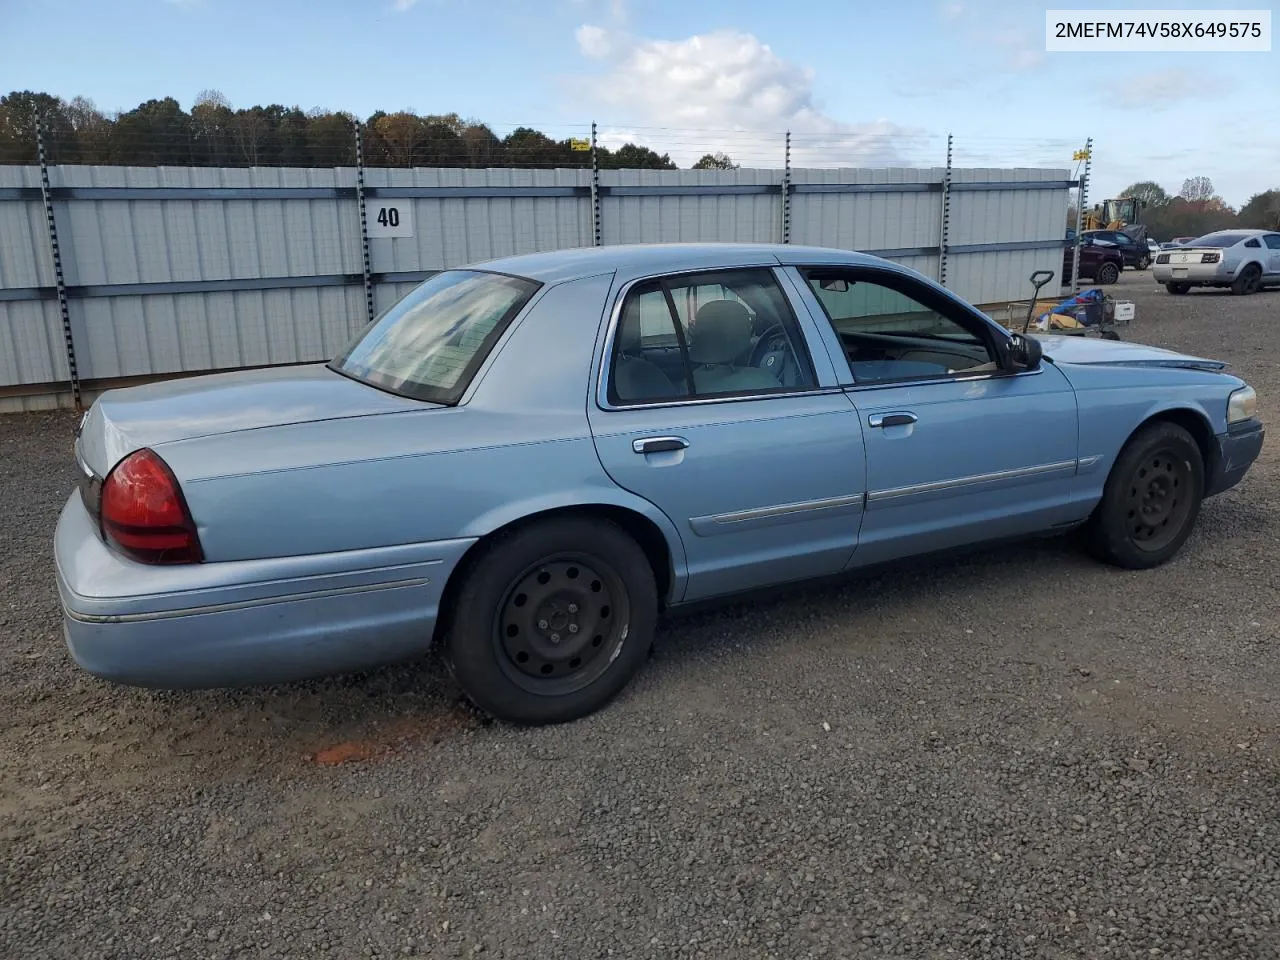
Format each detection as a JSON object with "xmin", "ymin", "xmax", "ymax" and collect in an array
[
  {"xmin": 307, "ymin": 109, "xmax": 356, "ymax": 166},
  {"xmin": 600, "ymin": 143, "xmax": 677, "ymax": 170},
  {"xmin": 0, "ymin": 90, "xmax": 74, "ymax": 162},
  {"xmin": 692, "ymin": 152, "xmax": 738, "ymax": 170},
  {"xmin": 1117, "ymin": 180, "xmax": 1169, "ymax": 210},
  {"xmin": 112, "ymin": 97, "xmax": 191, "ymax": 164},
  {"xmin": 1237, "ymin": 189, "xmax": 1280, "ymax": 230},
  {"xmin": 501, "ymin": 127, "xmax": 575, "ymax": 168}
]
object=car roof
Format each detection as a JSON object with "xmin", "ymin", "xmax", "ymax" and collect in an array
[
  {"xmin": 1202, "ymin": 228, "xmax": 1270, "ymax": 235},
  {"xmin": 464, "ymin": 242, "xmax": 895, "ymax": 283}
]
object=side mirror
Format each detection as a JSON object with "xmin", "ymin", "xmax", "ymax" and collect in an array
[{"xmin": 1005, "ymin": 333, "xmax": 1042, "ymax": 371}]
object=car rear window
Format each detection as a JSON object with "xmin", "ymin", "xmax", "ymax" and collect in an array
[
  {"xmin": 329, "ymin": 269, "xmax": 540, "ymax": 404},
  {"xmin": 1189, "ymin": 232, "xmax": 1250, "ymax": 248}
]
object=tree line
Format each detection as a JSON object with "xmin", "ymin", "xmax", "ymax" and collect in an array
[
  {"xmin": 1077, "ymin": 177, "xmax": 1280, "ymax": 238},
  {"xmin": 0, "ymin": 90, "xmax": 741, "ymax": 171}
]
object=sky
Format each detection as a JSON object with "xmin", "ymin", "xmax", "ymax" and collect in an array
[{"xmin": 2, "ymin": 0, "xmax": 1276, "ymax": 206}]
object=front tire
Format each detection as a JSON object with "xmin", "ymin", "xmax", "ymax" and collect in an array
[
  {"xmin": 1084, "ymin": 421, "xmax": 1204, "ymax": 570},
  {"xmin": 1166, "ymin": 281, "xmax": 1191, "ymax": 295},
  {"xmin": 443, "ymin": 517, "xmax": 658, "ymax": 725},
  {"xmin": 1096, "ymin": 262, "xmax": 1120, "ymax": 284}
]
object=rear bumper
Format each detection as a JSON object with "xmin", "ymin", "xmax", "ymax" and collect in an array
[
  {"xmin": 1152, "ymin": 261, "xmax": 1234, "ymax": 285},
  {"xmin": 1206, "ymin": 419, "xmax": 1264, "ymax": 497},
  {"xmin": 54, "ymin": 493, "xmax": 476, "ymax": 688}
]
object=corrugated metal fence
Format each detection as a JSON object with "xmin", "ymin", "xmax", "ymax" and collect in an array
[{"xmin": 0, "ymin": 163, "xmax": 1074, "ymax": 412}]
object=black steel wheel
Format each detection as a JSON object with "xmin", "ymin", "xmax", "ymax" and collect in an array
[
  {"xmin": 1084, "ymin": 421, "xmax": 1204, "ymax": 569},
  {"xmin": 443, "ymin": 516, "xmax": 658, "ymax": 725},
  {"xmin": 1232, "ymin": 264, "xmax": 1262, "ymax": 296},
  {"xmin": 495, "ymin": 554, "xmax": 630, "ymax": 695}
]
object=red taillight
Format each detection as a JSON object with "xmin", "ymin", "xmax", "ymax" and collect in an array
[{"xmin": 100, "ymin": 448, "xmax": 203, "ymax": 564}]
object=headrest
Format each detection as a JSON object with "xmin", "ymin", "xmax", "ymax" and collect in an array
[{"xmin": 689, "ymin": 300, "xmax": 753, "ymax": 365}]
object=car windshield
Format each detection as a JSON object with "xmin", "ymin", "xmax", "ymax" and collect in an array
[
  {"xmin": 1189, "ymin": 232, "xmax": 1251, "ymax": 248},
  {"xmin": 329, "ymin": 269, "xmax": 541, "ymax": 404}
]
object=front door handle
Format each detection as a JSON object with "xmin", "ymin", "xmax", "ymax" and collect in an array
[
  {"xmin": 633, "ymin": 436, "xmax": 689, "ymax": 454},
  {"xmin": 868, "ymin": 412, "xmax": 918, "ymax": 429}
]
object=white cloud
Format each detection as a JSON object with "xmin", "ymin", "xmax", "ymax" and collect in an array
[
  {"xmin": 575, "ymin": 24, "xmax": 614, "ymax": 58},
  {"xmin": 1107, "ymin": 67, "xmax": 1220, "ymax": 110},
  {"xmin": 573, "ymin": 26, "xmax": 928, "ymax": 167},
  {"xmin": 938, "ymin": 5, "xmax": 1045, "ymax": 72}
]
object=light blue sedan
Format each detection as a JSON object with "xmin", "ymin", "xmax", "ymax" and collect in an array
[{"xmin": 55, "ymin": 243, "xmax": 1265, "ymax": 724}]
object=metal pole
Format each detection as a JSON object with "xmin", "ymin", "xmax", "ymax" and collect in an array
[
  {"xmin": 1071, "ymin": 137, "xmax": 1092, "ymax": 295},
  {"xmin": 36, "ymin": 114, "xmax": 81, "ymax": 411},
  {"xmin": 353, "ymin": 120, "xmax": 376, "ymax": 324},
  {"xmin": 938, "ymin": 133, "xmax": 953, "ymax": 287},
  {"xmin": 590, "ymin": 121, "xmax": 601, "ymax": 247},
  {"xmin": 781, "ymin": 130, "xmax": 792, "ymax": 244}
]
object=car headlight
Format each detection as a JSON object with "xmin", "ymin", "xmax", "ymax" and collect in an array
[{"xmin": 1228, "ymin": 385, "xmax": 1257, "ymax": 424}]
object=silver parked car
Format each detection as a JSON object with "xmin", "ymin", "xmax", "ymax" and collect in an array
[{"xmin": 1152, "ymin": 228, "xmax": 1280, "ymax": 295}]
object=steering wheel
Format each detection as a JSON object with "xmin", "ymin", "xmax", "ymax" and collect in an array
[{"xmin": 748, "ymin": 323, "xmax": 791, "ymax": 378}]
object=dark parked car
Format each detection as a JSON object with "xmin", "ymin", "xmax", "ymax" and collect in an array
[
  {"xmin": 1064, "ymin": 235, "xmax": 1124, "ymax": 284},
  {"xmin": 1081, "ymin": 229, "xmax": 1151, "ymax": 269}
]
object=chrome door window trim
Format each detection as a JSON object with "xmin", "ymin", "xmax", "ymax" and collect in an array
[{"xmin": 843, "ymin": 366, "xmax": 1046, "ymax": 394}]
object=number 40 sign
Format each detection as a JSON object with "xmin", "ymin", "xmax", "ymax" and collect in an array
[{"xmin": 366, "ymin": 202, "xmax": 415, "ymax": 239}]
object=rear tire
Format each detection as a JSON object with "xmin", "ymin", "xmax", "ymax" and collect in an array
[
  {"xmin": 1096, "ymin": 263, "xmax": 1120, "ymax": 285},
  {"xmin": 1084, "ymin": 421, "xmax": 1204, "ymax": 570},
  {"xmin": 443, "ymin": 517, "xmax": 658, "ymax": 725},
  {"xmin": 1137, "ymin": 255, "xmax": 1151, "ymax": 270},
  {"xmin": 1231, "ymin": 264, "xmax": 1262, "ymax": 296},
  {"xmin": 1166, "ymin": 281, "xmax": 1191, "ymax": 295}
]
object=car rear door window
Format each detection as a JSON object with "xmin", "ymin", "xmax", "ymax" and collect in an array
[{"xmin": 607, "ymin": 268, "xmax": 817, "ymax": 406}]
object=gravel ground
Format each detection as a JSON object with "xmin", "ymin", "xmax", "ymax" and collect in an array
[{"xmin": 3, "ymin": 271, "xmax": 1280, "ymax": 960}]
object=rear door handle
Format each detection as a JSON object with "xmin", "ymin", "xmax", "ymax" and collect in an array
[
  {"xmin": 868, "ymin": 412, "xmax": 918, "ymax": 428},
  {"xmin": 633, "ymin": 436, "xmax": 689, "ymax": 454}
]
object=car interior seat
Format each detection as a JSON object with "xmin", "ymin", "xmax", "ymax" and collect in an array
[
  {"xmin": 612, "ymin": 311, "xmax": 681, "ymax": 401},
  {"xmin": 689, "ymin": 300, "xmax": 783, "ymax": 394}
]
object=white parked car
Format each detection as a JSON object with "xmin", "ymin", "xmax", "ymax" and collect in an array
[{"xmin": 1152, "ymin": 229, "xmax": 1280, "ymax": 295}]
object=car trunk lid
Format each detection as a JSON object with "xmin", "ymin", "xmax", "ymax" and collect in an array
[{"xmin": 75, "ymin": 362, "xmax": 432, "ymax": 478}]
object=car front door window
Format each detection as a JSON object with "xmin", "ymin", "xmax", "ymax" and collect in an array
[{"xmin": 799, "ymin": 268, "xmax": 1001, "ymax": 384}]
